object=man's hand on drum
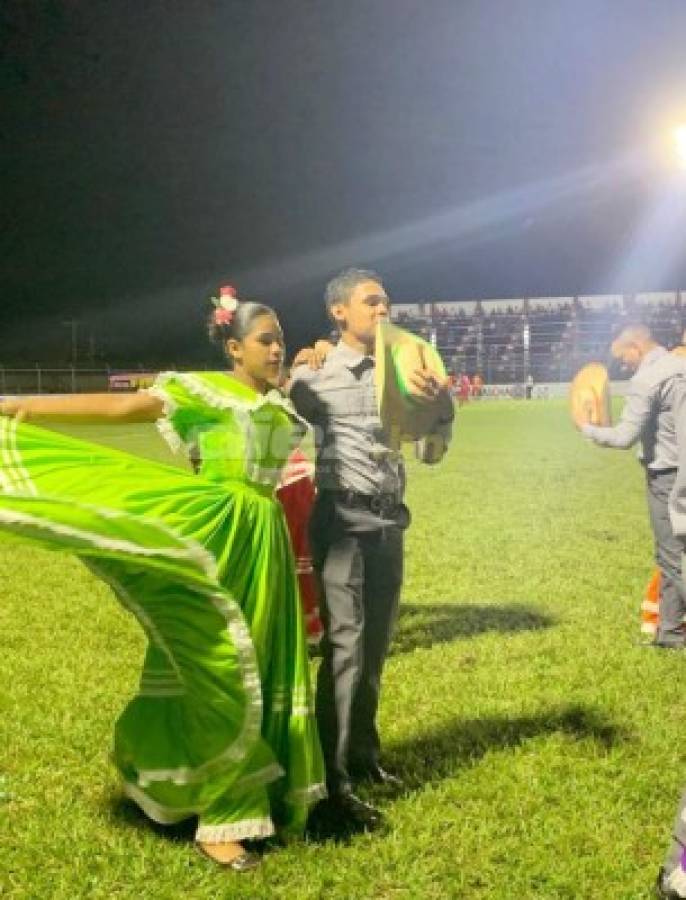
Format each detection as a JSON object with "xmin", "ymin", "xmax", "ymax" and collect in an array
[{"xmin": 406, "ymin": 368, "xmax": 451, "ymax": 404}]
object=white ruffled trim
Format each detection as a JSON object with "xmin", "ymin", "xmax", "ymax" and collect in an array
[
  {"xmin": 159, "ymin": 372, "xmax": 309, "ymax": 428},
  {"xmin": 0, "ymin": 505, "xmax": 262, "ymax": 787},
  {"xmin": 149, "ymin": 371, "xmax": 309, "ymax": 430},
  {"xmin": 134, "ymin": 592, "xmax": 263, "ymax": 786},
  {"xmin": 195, "ymin": 818, "xmax": 275, "ymax": 843},
  {"xmin": 145, "ymin": 385, "xmax": 187, "ymax": 456},
  {"xmin": 233, "ymin": 763, "xmax": 284, "ymax": 793},
  {"xmin": 123, "ymin": 781, "xmax": 198, "ymax": 825},
  {"xmin": 0, "ymin": 387, "xmax": 275, "ymax": 793},
  {"xmin": 147, "ymin": 373, "xmax": 309, "ymax": 487},
  {"xmin": 156, "ymin": 414, "xmax": 186, "ymax": 456},
  {"xmin": 0, "ymin": 416, "xmax": 37, "ymax": 496},
  {"xmin": 0, "ymin": 419, "xmax": 218, "ymax": 577},
  {"xmin": 116, "ymin": 587, "xmax": 262, "ymax": 788},
  {"xmin": 0, "ymin": 506, "xmax": 217, "ymax": 579}
]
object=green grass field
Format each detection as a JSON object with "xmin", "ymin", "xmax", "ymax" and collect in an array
[{"xmin": 1, "ymin": 399, "xmax": 683, "ymax": 898}]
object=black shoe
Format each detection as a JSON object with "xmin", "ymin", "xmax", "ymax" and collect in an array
[
  {"xmin": 306, "ymin": 792, "xmax": 384, "ymax": 839},
  {"xmin": 335, "ymin": 791, "xmax": 385, "ymax": 830},
  {"xmin": 352, "ymin": 765, "xmax": 405, "ymax": 791}
]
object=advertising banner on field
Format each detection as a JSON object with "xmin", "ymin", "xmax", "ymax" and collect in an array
[{"xmin": 109, "ymin": 373, "xmax": 158, "ymax": 391}]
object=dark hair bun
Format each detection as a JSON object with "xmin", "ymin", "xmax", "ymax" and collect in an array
[{"xmin": 206, "ymin": 287, "xmax": 278, "ymax": 367}]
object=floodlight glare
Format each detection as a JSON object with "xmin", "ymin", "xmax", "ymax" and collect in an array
[{"xmin": 674, "ymin": 125, "xmax": 686, "ymax": 168}]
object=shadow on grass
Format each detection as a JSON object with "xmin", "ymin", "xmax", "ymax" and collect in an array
[
  {"xmin": 385, "ymin": 704, "xmax": 628, "ymax": 789},
  {"xmin": 105, "ymin": 705, "xmax": 626, "ymax": 849},
  {"xmin": 107, "ymin": 796, "xmax": 197, "ymax": 843},
  {"xmin": 390, "ymin": 601, "xmax": 555, "ymax": 655}
]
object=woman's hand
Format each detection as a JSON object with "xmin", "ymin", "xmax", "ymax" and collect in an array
[
  {"xmin": 291, "ymin": 340, "xmax": 334, "ymax": 371},
  {"xmin": 0, "ymin": 392, "xmax": 163, "ymax": 423}
]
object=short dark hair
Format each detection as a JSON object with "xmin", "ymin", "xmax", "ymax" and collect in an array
[{"xmin": 323, "ymin": 267, "xmax": 383, "ymax": 317}]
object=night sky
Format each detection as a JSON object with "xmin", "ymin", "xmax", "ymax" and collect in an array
[{"xmin": 3, "ymin": 0, "xmax": 686, "ymax": 368}]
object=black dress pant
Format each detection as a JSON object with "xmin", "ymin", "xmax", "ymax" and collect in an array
[
  {"xmin": 646, "ymin": 468, "xmax": 686, "ymax": 646},
  {"xmin": 310, "ymin": 500, "xmax": 403, "ymax": 796}
]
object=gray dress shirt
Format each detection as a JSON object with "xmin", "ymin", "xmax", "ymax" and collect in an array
[
  {"xmin": 582, "ymin": 346, "xmax": 686, "ymax": 471},
  {"xmin": 289, "ymin": 341, "xmax": 404, "ymax": 497},
  {"xmin": 667, "ymin": 377, "xmax": 686, "ymax": 539}
]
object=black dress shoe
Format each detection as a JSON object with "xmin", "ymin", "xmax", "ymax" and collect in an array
[
  {"xmin": 645, "ymin": 640, "xmax": 686, "ymax": 651},
  {"xmin": 307, "ymin": 792, "xmax": 385, "ymax": 838},
  {"xmin": 353, "ymin": 766, "xmax": 405, "ymax": 790},
  {"xmin": 335, "ymin": 791, "xmax": 385, "ymax": 830}
]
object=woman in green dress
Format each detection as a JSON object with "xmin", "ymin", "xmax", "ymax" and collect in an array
[{"xmin": 0, "ymin": 293, "xmax": 325, "ymax": 869}]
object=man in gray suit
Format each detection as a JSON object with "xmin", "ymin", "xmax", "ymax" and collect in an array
[
  {"xmin": 290, "ymin": 268, "xmax": 452, "ymax": 833},
  {"xmin": 575, "ymin": 324, "xmax": 686, "ymax": 649},
  {"xmin": 652, "ymin": 346, "xmax": 686, "ymax": 898}
]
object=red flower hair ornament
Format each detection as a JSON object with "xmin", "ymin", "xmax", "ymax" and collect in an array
[{"xmin": 211, "ymin": 284, "xmax": 239, "ymax": 327}]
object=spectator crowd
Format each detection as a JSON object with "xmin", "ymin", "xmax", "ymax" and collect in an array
[{"xmin": 392, "ymin": 295, "xmax": 686, "ymax": 385}]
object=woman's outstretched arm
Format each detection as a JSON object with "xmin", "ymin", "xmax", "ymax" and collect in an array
[{"xmin": 0, "ymin": 391, "xmax": 164, "ymax": 424}]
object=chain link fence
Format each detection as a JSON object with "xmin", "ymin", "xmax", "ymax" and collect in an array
[{"xmin": 0, "ymin": 369, "xmax": 155, "ymax": 395}]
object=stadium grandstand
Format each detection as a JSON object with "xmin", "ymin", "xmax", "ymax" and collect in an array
[{"xmin": 391, "ymin": 291, "xmax": 686, "ymax": 385}]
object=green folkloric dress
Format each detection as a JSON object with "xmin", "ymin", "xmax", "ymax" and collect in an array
[{"xmin": 0, "ymin": 372, "xmax": 326, "ymax": 842}]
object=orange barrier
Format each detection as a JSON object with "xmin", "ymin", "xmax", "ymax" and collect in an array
[{"xmin": 641, "ymin": 568, "xmax": 661, "ymax": 638}]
